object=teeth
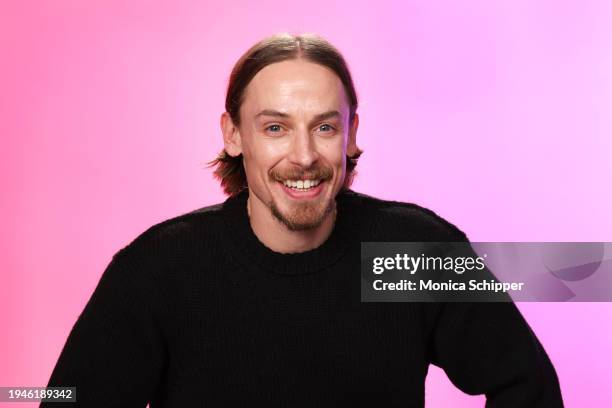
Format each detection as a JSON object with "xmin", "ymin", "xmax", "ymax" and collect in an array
[{"xmin": 282, "ymin": 179, "xmax": 321, "ymax": 190}]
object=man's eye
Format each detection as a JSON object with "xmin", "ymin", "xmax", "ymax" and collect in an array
[
  {"xmin": 266, "ymin": 124, "xmax": 282, "ymax": 132},
  {"xmin": 318, "ymin": 124, "xmax": 334, "ymax": 132}
]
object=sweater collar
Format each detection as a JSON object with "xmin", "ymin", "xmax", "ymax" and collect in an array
[{"xmin": 221, "ymin": 188, "xmax": 362, "ymax": 275}]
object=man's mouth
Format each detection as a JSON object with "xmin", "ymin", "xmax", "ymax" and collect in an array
[
  {"xmin": 277, "ymin": 177, "xmax": 326, "ymax": 200},
  {"xmin": 281, "ymin": 178, "xmax": 322, "ymax": 191}
]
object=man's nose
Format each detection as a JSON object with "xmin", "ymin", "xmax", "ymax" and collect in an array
[{"xmin": 289, "ymin": 128, "xmax": 319, "ymax": 168}]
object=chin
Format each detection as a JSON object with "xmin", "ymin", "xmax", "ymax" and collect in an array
[{"xmin": 270, "ymin": 196, "xmax": 335, "ymax": 232}]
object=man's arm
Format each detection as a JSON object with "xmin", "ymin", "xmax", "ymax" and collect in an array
[
  {"xmin": 41, "ymin": 250, "xmax": 166, "ymax": 407},
  {"xmin": 429, "ymin": 301, "xmax": 564, "ymax": 407}
]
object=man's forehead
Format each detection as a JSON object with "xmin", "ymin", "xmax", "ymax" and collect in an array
[{"xmin": 242, "ymin": 60, "xmax": 350, "ymax": 117}]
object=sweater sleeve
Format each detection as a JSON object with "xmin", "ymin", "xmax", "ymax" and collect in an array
[
  {"xmin": 429, "ymin": 301, "xmax": 564, "ymax": 407},
  {"xmin": 41, "ymin": 249, "xmax": 166, "ymax": 407}
]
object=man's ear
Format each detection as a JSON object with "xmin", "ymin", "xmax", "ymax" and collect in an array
[
  {"xmin": 220, "ymin": 112, "xmax": 242, "ymax": 157},
  {"xmin": 347, "ymin": 113, "xmax": 359, "ymax": 157}
]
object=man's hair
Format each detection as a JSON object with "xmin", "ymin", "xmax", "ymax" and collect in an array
[{"xmin": 208, "ymin": 33, "xmax": 364, "ymax": 196}]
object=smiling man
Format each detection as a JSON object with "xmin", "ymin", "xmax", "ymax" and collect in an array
[
  {"xmin": 43, "ymin": 34, "xmax": 564, "ymax": 407},
  {"xmin": 219, "ymin": 52, "xmax": 360, "ymax": 253}
]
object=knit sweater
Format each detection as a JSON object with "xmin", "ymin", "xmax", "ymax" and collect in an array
[{"xmin": 42, "ymin": 189, "xmax": 564, "ymax": 407}]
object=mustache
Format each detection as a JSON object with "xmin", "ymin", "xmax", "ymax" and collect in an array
[{"xmin": 269, "ymin": 167, "xmax": 333, "ymax": 182}]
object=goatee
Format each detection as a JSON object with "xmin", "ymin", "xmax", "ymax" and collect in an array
[{"xmin": 270, "ymin": 198, "xmax": 336, "ymax": 231}]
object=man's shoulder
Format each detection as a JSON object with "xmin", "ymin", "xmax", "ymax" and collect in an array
[
  {"xmin": 119, "ymin": 200, "xmax": 227, "ymax": 257},
  {"xmin": 343, "ymin": 189, "xmax": 469, "ymax": 241}
]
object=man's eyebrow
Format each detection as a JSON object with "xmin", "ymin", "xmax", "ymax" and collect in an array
[
  {"xmin": 253, "ymin": 109, "xmax": 342, "ymax": 122},
  {"xmin": 312, "ymin": 110, "xmax": 342, "ymax": 122},
  {"xmin": 254, "ymin": 110, "xmax": 291, "ymax": 119}
]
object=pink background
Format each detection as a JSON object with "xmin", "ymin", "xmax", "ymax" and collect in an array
[{"xmin": 2, "ymin": 0, "xmax": 611, "ymax": 406}]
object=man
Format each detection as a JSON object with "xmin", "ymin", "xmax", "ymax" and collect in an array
[{"xmin": 43, "ymin": 33, "xmax": 564, "ymax": 407}]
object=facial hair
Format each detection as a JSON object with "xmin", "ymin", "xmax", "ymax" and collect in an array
[
  {"xmin": 270, "ymin": 197, "xmax": 335, "ymax": 231},
  {"xmin": 268, "ymin": 165, "xmax": 335, "ymax": 231}
]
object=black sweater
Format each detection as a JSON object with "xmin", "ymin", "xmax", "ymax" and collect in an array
[{"xmin": 43, "ymin": 189, "xmax": 563, "ymax": 407}]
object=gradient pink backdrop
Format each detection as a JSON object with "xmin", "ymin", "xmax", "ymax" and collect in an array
[{"xmin": 2, "ymin": 1, "xmax": 611, "ymax": 407}]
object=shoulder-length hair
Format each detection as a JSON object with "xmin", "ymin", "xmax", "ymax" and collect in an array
[{"xmin": 208, "ymin": 33, "xmax": 364, "ymax": 196}]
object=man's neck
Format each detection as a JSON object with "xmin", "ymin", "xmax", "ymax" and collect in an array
[{"xmin": 246, "ymin": 194, "xmax": 337, "ymax": 254}]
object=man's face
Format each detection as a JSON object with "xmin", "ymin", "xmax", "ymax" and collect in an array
[{"xmin": 231, "ymin": 59, "xmax": 358, "ymax": 231}]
